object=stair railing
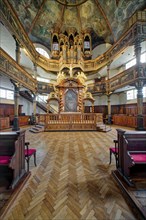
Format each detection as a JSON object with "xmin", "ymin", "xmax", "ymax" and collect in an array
[{"xmin": 37, "ymin": 95, "xmax": 58, "ymax": 114}]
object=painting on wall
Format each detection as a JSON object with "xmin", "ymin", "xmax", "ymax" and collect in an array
[{"xmin": 64, "ymin": 89, "xmax": 77, "ymax": 112}]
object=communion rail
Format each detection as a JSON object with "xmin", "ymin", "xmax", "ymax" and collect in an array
[{"xmin": 39, "ymin": 113, "xmax": 103, "ymax": 131}]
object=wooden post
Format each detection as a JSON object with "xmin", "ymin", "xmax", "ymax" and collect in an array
[{"xmin": 134, "ymin": 38, "xmax": 144, "ymax": 130}]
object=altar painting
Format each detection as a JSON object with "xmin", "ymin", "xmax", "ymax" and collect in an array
[{"xmin": 64, "ymin": 89, "xmax": 77, "ymax": 112}]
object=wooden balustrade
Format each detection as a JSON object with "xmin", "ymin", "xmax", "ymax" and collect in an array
[{"xmin": 38, "ymin": 113, "xmax": 103, "ymax": 131}]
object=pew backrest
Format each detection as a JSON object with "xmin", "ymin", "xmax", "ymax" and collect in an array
[
  {"xmin": 116, "ymin": 130, "xmax": 146, "ymax": 185},
  {"xmin": 0, "ymin": 130, "xmax": 26, "ymax": 189}
]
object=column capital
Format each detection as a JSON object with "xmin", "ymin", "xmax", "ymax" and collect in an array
[
  {"xmin": 10, "ymin": 80, "xmax": 20, "ymax": 90},
  {"xmin": 135, "ymin": 79, "xmax": 144, "ymax": 90}
]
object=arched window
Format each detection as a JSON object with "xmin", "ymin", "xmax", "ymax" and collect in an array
[{"xmin": 36, "ymin": 48, "xmax": 50, "ymax": 59}]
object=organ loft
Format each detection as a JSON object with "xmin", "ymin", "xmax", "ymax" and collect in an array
[{"xmin": 47, "ymin": 30, "xmax": 95, "ymax": 115}]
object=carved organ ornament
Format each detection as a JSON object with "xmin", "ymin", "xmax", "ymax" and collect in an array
[{"xmin": 51, "ymin": 31, "xmax": 92, "ymax": 62}]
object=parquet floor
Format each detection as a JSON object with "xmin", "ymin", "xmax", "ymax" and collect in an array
[{"xmin": 2, "ymin": 126, "xmax": 136, "ymax": 220}]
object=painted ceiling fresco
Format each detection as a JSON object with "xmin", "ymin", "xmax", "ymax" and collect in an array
[{"xmin": 9, "ymin": 0, "xmax": 146, "ymax": 50}]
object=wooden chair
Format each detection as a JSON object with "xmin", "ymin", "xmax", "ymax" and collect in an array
[
  {"xmin": 25, "ymin": 142, "xmax": 37, "ymax": 172},
  {"xmin": 109, "ymin": 139, "xmax": 118, "ymax": 167}
]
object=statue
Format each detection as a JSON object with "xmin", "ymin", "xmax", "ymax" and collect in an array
[
  {"xmin": 56, "ymin": 71, "xmax": 66, "ymax": 84},
  {"xmin": 76, "ymin": 71, "xmax": 87, "ymax": 84}
]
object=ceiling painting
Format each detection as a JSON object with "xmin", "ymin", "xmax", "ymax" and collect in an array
[{"xmin": 8, "ymin": 0, "xmax": 146, "ymax": 50}]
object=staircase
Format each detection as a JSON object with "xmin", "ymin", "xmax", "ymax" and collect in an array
[
  {"xmin": 29, "ymin": 124, "xmax": 45, "ymax": 133},
  {"xmin": 19, "ymin": 90, "xmax": 57, "ymax": 113},
  {"xmin": 96, "ymin": 122, "xmax": 111, "ymax": 132}
]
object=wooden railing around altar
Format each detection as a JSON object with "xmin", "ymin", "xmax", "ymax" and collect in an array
[{"xmin": 38, "ymin": 113, "xmax": 103, "ymax": 131}]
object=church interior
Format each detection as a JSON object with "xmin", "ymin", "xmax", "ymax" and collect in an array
[{"xmin": 0, "ymin": 0, "xmax": 146, "ymax": 219}]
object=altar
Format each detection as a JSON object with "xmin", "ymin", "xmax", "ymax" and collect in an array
[{"xmin": 45, "ymin": 63, "xmax": 100, "ymax": 131}]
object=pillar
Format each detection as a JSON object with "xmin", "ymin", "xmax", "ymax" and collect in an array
[
  {"xmin": 32, "ymin": 93, "xmax": 37, "ymax": 117},
  {"xmin": 12, "ymin": 37, "xmax": 21, "ymax": 131},
  {"xmin": 12, "ymin": 83, "xmax": 20, "ymax": 131},
  {"xmin": 92, "ymin": 102, "xmax": 94, "ymax": 113},
  {"xmin": 135, "ymin": 80, "xmax": 144, "ymax": 130},
  {"xmin": 134, "ymin": 38, "xmax": 145, "ymax": 130},
  {"xmin": 106, "ymin": 63, "xmax": 112, "ymax": 124},
  {"xmin": 32, "ymin": 63, "xmax": 37, "ymax": 119},
  {"xmin": 134, "ymin": 38, "xmax": 144, "ymax": 78}
]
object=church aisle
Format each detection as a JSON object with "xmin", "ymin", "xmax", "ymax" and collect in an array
[{"xmin": 4, "ymin": 127, "xmax": 136, "ymax": 220}]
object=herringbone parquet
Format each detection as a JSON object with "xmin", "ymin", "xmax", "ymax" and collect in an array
[{"xmin": 3, "ymin": 126, "xmax": 136, "ymax": 220}]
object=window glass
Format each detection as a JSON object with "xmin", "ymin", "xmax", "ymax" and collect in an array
[
  {"xmin": 127, "ymin": 87, "xmax": 146, "ymax": 100},
  {"xmin": 37, "ymin": 77, "xmax": 50, "ymax": 83},
  {"xmin": 7, "ymin": 90, "xmax": 14, "ymax": 100},
  {"xmin": 37, "ymin": 95, "xmax": 48, "ymax": 102},
  {"xmin": 0, "ymin": 89, "xmax": 14, "ymax": 100},
  {"xmin": 126, "ymin": 59, "xmax": 136, "ymax": 69},
  {"xmin": 127, "ymin": 90, "xmax": 134, "ymax": 100},
  {"xmin": 126, "ymin": 52, "xmax": 146, "ymax": 69},
  {"xmin": 0, "ymin": 89, "xmax": 6, "ymax": 98},
  {"xmin": 143, "ymin": 87, "xmax": 146, "ymax": 97},
  {"xmin": 134, "ymin": 89, "xmax": 137, "ymax": 99},
  {"xmin": 141, "ymin": 52, "xmax": 146, "ymax": 63},
  {"xmin": 36, "ymin": 48, "xmax": 50, "ymax": 58}
]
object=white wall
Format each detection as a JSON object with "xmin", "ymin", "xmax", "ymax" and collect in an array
[
  {"xmin": 19, "ymin": 96, "xmax": 46, "ymax": 115},
  {"xmin": 1, "ymin": 23, "xmax": 16, "ymax": 60},
  {"xmin": 92, "ymin": 43, "xmax": 112, "ymax": 59},
  {"xmin": 93, "ymin": 92, "xmax": 130, "ymax": 107},
  {"xmin": 20, "ymin": 49, "xmax": 34, "ymax": 70},
  {"xmin": 0, "ymin": 75, "xmax": 14, "ymax": 90},
  {"xmin": 94, "ymin": 95, "xmax": 107, "ymax": 105}
]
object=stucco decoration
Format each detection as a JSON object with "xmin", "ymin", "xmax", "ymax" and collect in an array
[{"xmin": 9, "ymin": 0, "xmax": 146, "ymax": 50}]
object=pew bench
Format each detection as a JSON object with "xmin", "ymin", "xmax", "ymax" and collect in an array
[
  {"xmin": 0, "ymin": 131, "xmax": 26, "ymax": 190},
  {"xmin": 116, "ymin": 130, "xmax": 146, "ymax": 186},
  {"xmin": 128, "ymin": 151, "xmax": 146, "ymax": 165}
]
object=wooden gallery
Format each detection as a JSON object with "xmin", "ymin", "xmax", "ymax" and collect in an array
[{"xmin": 0, "ymin": 1, "xmax": 146, "ymax": 219}]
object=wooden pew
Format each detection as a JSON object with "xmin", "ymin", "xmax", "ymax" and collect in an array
[
  {"xmin": 116, "ymin": 129, "xmax": 146, "ymax": 186},
  {"xmin": 0, "ymin": 130, "xmax": 26, "ymax": 190}
]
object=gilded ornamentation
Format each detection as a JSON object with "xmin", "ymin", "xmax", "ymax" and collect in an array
[{"xmin": 76, "ymin": 71, "xmax": 87, "ymax": 85}]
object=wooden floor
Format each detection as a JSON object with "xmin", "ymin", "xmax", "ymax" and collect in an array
[{"xmin": 1, "ymin": 126, "xmax": 137, "ymax": 220}]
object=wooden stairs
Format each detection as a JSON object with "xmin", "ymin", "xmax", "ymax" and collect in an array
[
  {"xmin": 29, "ymin": 124, "xmax": 45, "ymax": 133},
  {"xmin": 96, "ymin": 122, "xmax": 111, "ymax": 132}
]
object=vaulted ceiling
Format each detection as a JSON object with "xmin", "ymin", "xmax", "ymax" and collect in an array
[{"xmin": 9, "ymin": 0, "xmax": 146, "ymax": 51}]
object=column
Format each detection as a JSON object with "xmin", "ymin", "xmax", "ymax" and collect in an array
[
  {"xmin": 106, "ymin": 63, "xmax": 112, "ymax": 124},
  {"xmin": 134, "ymin": 38, "xmax": 144, "ymax": 130},
  {"xmin": 135, "ymin": 80, "xmax": 144, "ymax": 130},
  {"xmin": 92, "ymin": 102, "xmax": 94, "ymax": 113},
  {"xmin": 32, "ymin": 63, "xmax": 37, "ymax": 122},
  {"xmin": 12, "ymin": 37, "xmax": 21, "ymax": 131},
  {"xmin": 32, "ymin": 93, "xmax": 37, "ymax": 117},
  {"xmin": 12, "ymin": 83, "xmax": 20, "ymax": 131},
  {"xmin": 107, "ymin": 95, "xmax": 111, "ymax": 124},
  {"xmin": 134, "ymin": 38, "xmax": 144, "ymax": 78}
]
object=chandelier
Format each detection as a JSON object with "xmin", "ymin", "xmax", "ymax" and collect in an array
[{"xmin": 56, "ymin": 0, "xmax": 88, "ymax": 7}]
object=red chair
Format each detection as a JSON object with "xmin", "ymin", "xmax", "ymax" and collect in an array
[
  {"xmin": 109, "ymin": 139, "xmax": 118, "ymax": 167},
  {"xmin": 25, "ymin": 142, "xmax": 37, "ymax": 172}
]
